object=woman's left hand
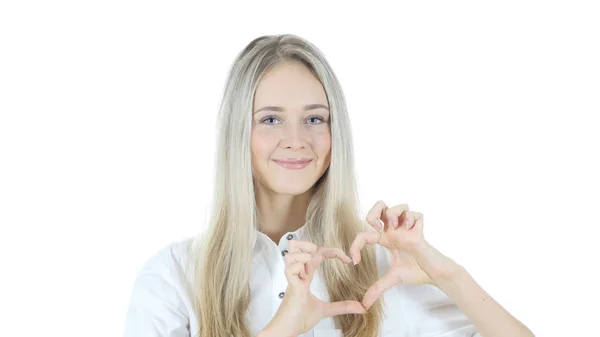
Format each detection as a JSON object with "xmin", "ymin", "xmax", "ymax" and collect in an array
[{"xmin": 349, "ymin": 201, "xmax": 460, "ymax": 310}]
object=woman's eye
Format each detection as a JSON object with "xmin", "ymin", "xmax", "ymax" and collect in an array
[
  {"xmin": 307, "ymin": 116, "xmax": 325, "ymax": 124},
  {"xmin": 262, "ymin": 117, "xmax": 280, "ymax": 124},
  {"xmin": 261, "ymin": 116, "xmax": 325, "ymax": 125}
]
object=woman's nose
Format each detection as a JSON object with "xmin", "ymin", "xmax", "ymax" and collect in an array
[{"xmin": 280, "ymin": 123, "xmax": 308, "ymax": 149}]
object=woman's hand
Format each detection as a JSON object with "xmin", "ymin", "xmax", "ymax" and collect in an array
[
  {"xmin": 349, "ymin": 201, "xmax": 460, "ymax": 310},
  {"xmin": 260, "ymin": 240, "xmax": 366, "ymax": 337}
]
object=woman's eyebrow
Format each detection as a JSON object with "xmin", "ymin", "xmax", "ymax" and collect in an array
[{"xmin": 253, "ymin": 104, "xmax": 329, "ymax": 114}]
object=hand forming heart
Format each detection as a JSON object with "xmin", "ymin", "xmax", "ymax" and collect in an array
[{"xmin": 349, "ymin": 201, "xmax": 458, "ymax": 310}]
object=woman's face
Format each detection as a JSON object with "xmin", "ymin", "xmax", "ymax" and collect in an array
[{"xmin": 251, "ymin": 61, "xmax": 331, "ymax": 196}]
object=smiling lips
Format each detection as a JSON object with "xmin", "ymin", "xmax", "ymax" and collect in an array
[{"xmin": 273, "ymin": 158, "xmax": 313, "ymax": 170}]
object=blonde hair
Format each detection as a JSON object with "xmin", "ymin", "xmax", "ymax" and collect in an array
[{"xmin": 188, "ymin": 34, "xmax": 383, "ymax": 337}]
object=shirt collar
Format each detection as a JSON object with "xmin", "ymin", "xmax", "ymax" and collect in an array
[{"xmin": 254, "ymin": 222, "xmax": 307, "ymax": 250}]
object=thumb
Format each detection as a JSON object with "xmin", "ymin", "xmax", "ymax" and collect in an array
[{"xmin": 322, "ymin": 300, "xmax": 366, "ymax": 317}]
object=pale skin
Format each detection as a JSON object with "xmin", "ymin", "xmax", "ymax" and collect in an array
[
  {"xmin": 251, "ymin": 60, "xmax": 331, "ymax": 243},
  {"xmin": 263, "ymin": 241, "xmax": 366, "ymax": 337},
  {"xmin": 252, "ymin": 61, "xmax": 533, "ymax": 337},
  {"xmin": 252, "ymin": 60, "xmax": 360, "ymax": 337},
  {"xmin": 350, "ymin": 202, "xmax": 535, "ymax": 337}
]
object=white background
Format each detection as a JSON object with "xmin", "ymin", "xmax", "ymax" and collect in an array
[{"xmin": 1, "ymin": 1, "xmax": 598, "ymax": 336}]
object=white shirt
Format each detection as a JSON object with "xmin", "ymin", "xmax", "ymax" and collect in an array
[{"xmin": 124, "ymin": 226, "xmax": 480, "ymax": 337}]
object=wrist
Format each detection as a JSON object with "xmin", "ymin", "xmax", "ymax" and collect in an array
[
  {"xmin": 431, "ymin": 262, "xmax": 468, "ymax": 289},
  {"xmin": 412, "ymin": 241, "xmax": 463, "ymax": 283}
]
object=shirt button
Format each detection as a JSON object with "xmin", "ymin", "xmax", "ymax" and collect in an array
[
  {"xmin": 286, "ymin": 234, "xmax": 294, "ymax": 240},
  {"xmin": 281, "ymin": 250, "xmax": 288, "ymax": 256},
  {"xmin": 278, "ymin": 292, "xmax": 285, "ymax": 299}
]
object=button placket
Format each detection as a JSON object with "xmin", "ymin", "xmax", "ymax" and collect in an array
[
  {"xmin": 274, "ymin": 232, "xmax": 298, "ymax": 306},
  {"xmin": 272, "ymin": 257, "xmax": 287, "ymax": 311},
  {"xmin": 279, "ymin": 232, "xmax": 296, "ymax": 258},
  {"xmin": 273, "ymin": 235, "xmax": 289, "ymax": 311}
]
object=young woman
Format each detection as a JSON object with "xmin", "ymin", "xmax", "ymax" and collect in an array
[{"xmin": 123, "ymin": 34, "xmax": 533, "ymax": 337}]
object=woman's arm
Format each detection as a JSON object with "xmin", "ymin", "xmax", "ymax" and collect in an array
[
  {"xmin": 414, "ymin": 242, "xmax": 534, "ymax": 337},
  {"xmin": 352, "ymin": 202, "xmax": 534, "ymax": 336}
]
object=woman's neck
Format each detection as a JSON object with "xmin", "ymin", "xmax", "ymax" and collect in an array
[{"xmin": 255, "ymin": 186, "xmax": 313, "ymax": 243}]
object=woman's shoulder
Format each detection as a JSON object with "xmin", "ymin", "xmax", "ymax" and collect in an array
[
  {"xmin": 124, "ymin": 237, "xmax": 198, "ymax": 336},
  {"xmin": 141, "ymin": 237, "xmax": 195, "ymax": 271},
  {"xmin": 137, "ymin": 237, "xmax": 194, "ymax": 283}
]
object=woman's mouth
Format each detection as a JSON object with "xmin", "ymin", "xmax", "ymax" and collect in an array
[{"xmin": 272, "ymin": 159, "xmax": 313, "ymax": 170}]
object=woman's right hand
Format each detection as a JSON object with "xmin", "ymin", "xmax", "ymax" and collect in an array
[{"xmin": 259, "ymin": 240, "xmax": 366, "ymax": 337}]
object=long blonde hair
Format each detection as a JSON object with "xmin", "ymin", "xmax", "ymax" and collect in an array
[{"xmin": 189, "ymin": 34, "xmax": 383, "ymax": 337}]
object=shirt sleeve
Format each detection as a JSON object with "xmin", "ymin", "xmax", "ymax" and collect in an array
[
  {"xmin": 123, "ymin": 244, "xmax": 191, "ymax": 337},
  {"xmin": 402, "ymin": 283, "xmax": 481, "ymax": 337}
]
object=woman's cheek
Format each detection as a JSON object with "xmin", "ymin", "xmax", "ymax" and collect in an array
[{"xmin": 314, "ymin": 132, "xmax": 331, "ymax": 151}]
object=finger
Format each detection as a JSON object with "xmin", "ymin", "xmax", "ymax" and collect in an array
[
  {"xmin": 319, "ymin": 247, "xmax": 353, "ymax": 263},
  {"xmin": 362, "ymin": 271, "xmax": 402, "ymax": 310},
  {"xmin": 288, "ymin": 241, "xmax": 321, "ymax": 279},
  {"xmin": 366, "ymin": 200, "xmax": 388, "ymax": 231},
  {"xmin": 386, "ymin": 204, "xmax": 409, "ymax": 229},
  {"xmin": 284, "ymin": 252, "xmax": 312, "ymax": 266},
  {"xmin": 397, "ymin": 211, "xmax": 422, "ymax": 230},
  {"xmin": 410, "ymin": 212, "xmax": 423, "ymax": 230},
  {"xmin": 284, "ymin": 263, "xmax": 306, "ymax": 285},
  {"xmin": 306, "ymin": 247, "xmax": 353, "ymax": 276},
  {"xmin": 299, "ymin": 266, "xmax": 308, "ymax": 280},
  {"xmin": 348, "ymin": 231, "xmax": 381, "ymax": 265},
  {"xmin": 401, "ymin": 212, "xmax": 412, "ymax": 228},
  {"xmin": 284, "ymin": 252, "xmax": 312, "ymax": 280},
  {"xmin": 322, "ymin": 300, "xmax": 366, "ymax": 317},
  {"xmin": 289, "ymin": 240, "xmax": 318, "ymax": 254}
]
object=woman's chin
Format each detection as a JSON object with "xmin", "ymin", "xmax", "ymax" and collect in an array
[{"xmin": 271, "ymin": 183, "xmax": 315, "ymax": 196}]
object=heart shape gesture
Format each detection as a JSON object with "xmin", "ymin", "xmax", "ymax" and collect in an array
[
  {"xmin": 263, "ymin": 240, "xmax": 366, "ymax": 336},
  {"xmin": 349, "ymin": 201, "xmax": 458, "ymax": 310}
]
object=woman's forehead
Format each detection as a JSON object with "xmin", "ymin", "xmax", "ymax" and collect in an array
[{"xmin": 254, "ymin": 62, "xmax": 327, "ymax": 109}]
